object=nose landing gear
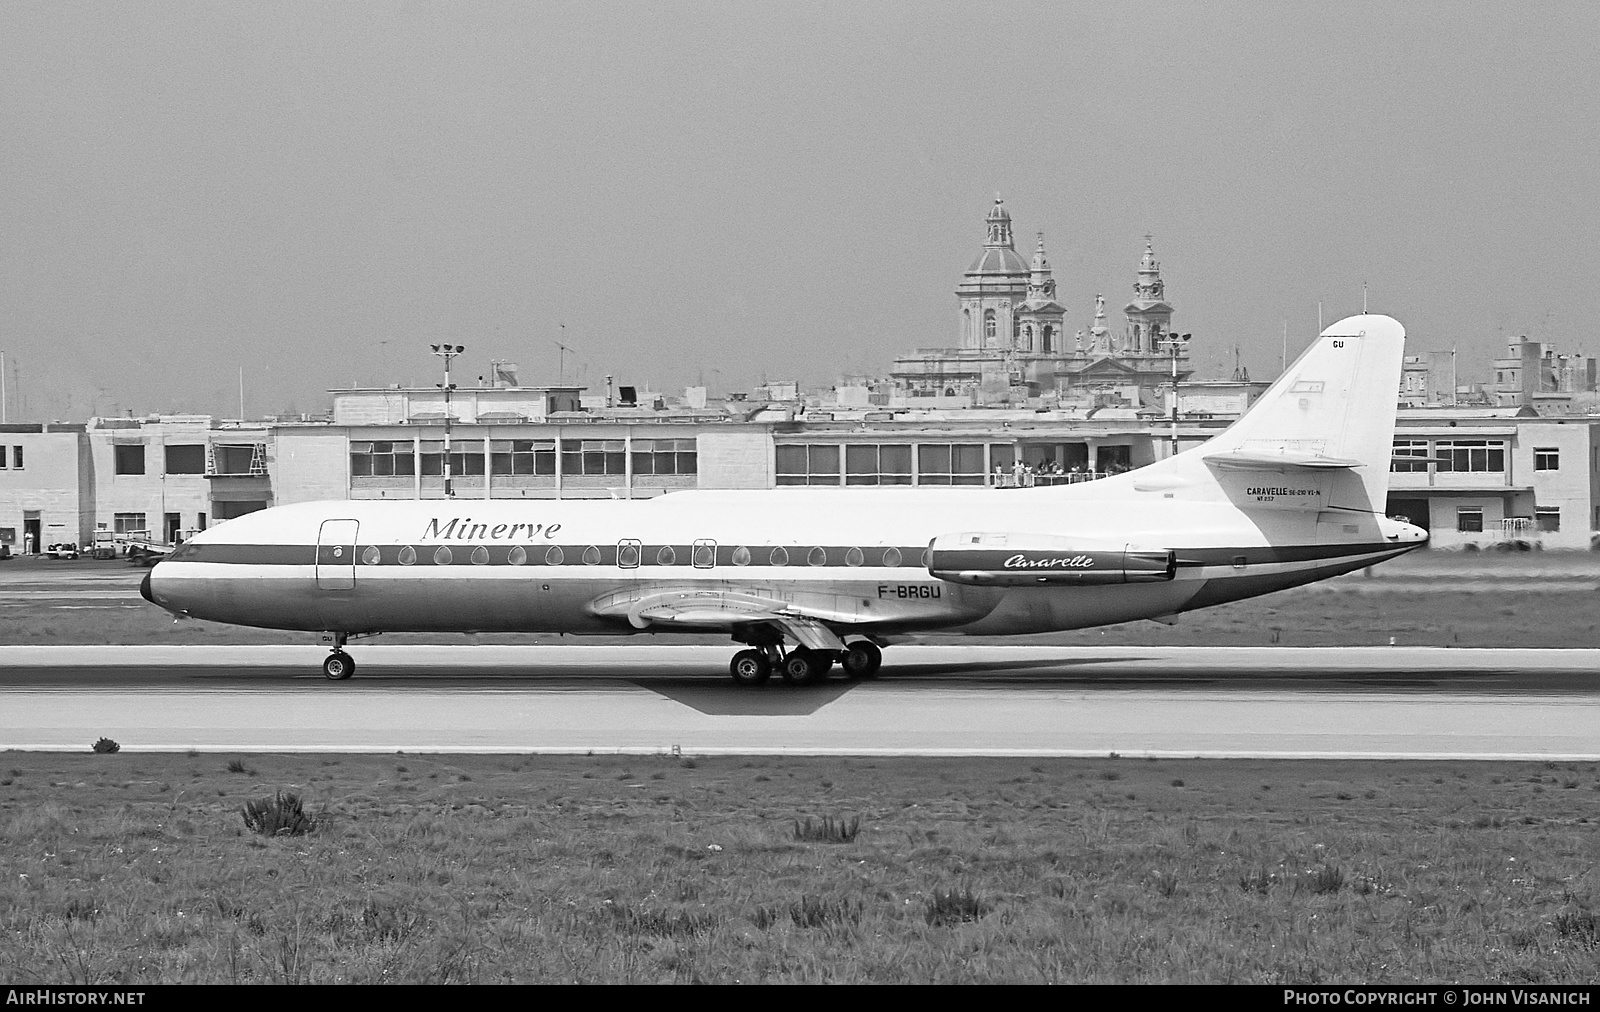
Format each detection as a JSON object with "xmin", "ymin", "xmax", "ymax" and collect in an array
[
  {"xmin": 323, "ymin": 650, "xmax": 355, "ymax": 681},
  {"xmin": 320, "ymin": 631, "xmax": 356, "ymax": 680}
]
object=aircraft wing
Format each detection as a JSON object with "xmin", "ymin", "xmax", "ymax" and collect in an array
[{"xmin": 590, "ymin": 586, "xmax": 854, "ymax": 650}]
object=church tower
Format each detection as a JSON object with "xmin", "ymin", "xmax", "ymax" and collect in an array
[
  {"xmin": 1015, "ymin": 233, "xmax": 1067, "ymax": 354},
  {"xmin": 1123, "ymin": 237, "xmax": 1174, "ymax": 354},
  {"xmin": 955, "ymin": 197, "xmax": 1030, "ymax": 350}
]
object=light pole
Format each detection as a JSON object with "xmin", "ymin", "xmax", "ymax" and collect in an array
[
  {"xmin": 1165, "ymin": 332, "xmax": 1191, "ymax": 458},
  {"xmin": 431, "ymin": 344, "xmax": 465, "ymax": 497}
]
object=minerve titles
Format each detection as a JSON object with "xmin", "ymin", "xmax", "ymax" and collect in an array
[{"xmin": 422, "ymin": 518, "xmax": 563, "ymax": 541}]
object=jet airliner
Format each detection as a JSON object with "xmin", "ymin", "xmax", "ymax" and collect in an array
[{"xmin": 142, "ymin": 314, "xmax": 1428, "ymax": 684}]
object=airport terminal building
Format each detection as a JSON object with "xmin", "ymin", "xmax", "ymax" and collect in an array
[{"xmin": 5, "ymin": 402, "xmax": 1600, "ymax": 554}]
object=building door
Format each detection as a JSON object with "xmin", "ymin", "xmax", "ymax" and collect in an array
[
  {"xmin": 23, "ymin": 512, "xmax": 40, "ymax": 555},
  {"xmin": 165, "ymin": 513, "xmax": 182, "ymax": 545},
  {"xmin": 316, "ymin": 519, "xmax": 360, "ymax": 590}
]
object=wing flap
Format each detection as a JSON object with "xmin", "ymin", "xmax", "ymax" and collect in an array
[{"xmin": 590, "ymin": 585, "xmax": 862, "ymax": 632}]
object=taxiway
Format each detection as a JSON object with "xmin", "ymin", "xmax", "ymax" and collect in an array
[{"xmin": 2, "ymin": 644, "xmax": 1597, "ymax": 759}]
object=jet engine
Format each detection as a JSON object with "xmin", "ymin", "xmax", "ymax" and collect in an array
[{"xmin": 927, "ymin": 532, "xmax": 1175, "ymax": 586}]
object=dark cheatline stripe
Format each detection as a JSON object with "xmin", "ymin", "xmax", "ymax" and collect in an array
[
  {"xmin": 172, "ymin": 543, "xmax": 930, "ymax": 569},
  {"xmin": 166, "ymin": 540, "xmax": 1407, "ymax": 572}
]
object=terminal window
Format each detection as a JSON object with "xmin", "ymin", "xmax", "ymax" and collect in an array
[
  {"xmin": 1390, "ymin": 439, "xmax": 1430, "ymax": 473},
  {"xmin": 114, "ymin": 445, "xmax": 145, "ymax": 475},
  {"xmin": 490, "ymin": 440, "xmax": 555, "ymax": 476},
  {"xmin": 1534, "ymin": 447, "xmax": 1560, "ymax": 471},
  {"xmin": 113, "ymin": 513, "xmax": 147, "ymax": 535},
  {"xmin": 1537, "ymin": 507, "xmax": 1561, "ymax": 532},
  {"xmin": 165, "ymin": 444, "xmax": 205, "ymax": 474},
  {"xmin": 1434, "ymin": 439, "xmax": 1505, "ymax": 473},
  {"xmin": 560, "ymin": 440, "xmax": 625, "ymax": 476},
  {"xmin": 631, "ymin": 439, "xmax": 696, "ymax": 476},
  {"xmin": 351, "ymin": 441, "xmax": 417, "ymax": 477},
  {"xmin": 214, "ymin": 444, "xmax": 261, "ymax": 475},
  {"xmin": 1456, "ymin": 509, "xmax": 1484, "ymax": 533},
  {"xmin": 776, "ymin": 444, "xmax": 840, "ymax": 486},
  {"xmin": 419, "ymin": 441, "xmax": 482, "ymax": 477},
  {"xmin": 845, "ymin": 444, "xmax": 913, "ymax": 486},
  {"xmin": 9, "ymin": 446, "xmax": 20, "ymax": 469},
  {"xmin": 915, "ymin": 445, "xmax": 985, "ymax": 486}
]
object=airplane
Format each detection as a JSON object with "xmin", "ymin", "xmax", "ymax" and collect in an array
[{"xmin": 142, "ymin": 314, "xmax": 1428, "ymax": 685}]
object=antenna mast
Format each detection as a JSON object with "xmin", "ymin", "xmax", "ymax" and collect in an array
[{"xmin": 553, "ymin": 323, "xmax": 573, "ymax": 386}]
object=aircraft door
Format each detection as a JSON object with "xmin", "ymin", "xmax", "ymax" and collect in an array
[{"xmin": 316, "ymin": 519, "xmax": 359, "ymax": 590}]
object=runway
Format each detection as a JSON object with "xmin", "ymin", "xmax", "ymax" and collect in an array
[{"xmin": 3, "ymin": 644, "xmax": 1598, "ymax": 759}]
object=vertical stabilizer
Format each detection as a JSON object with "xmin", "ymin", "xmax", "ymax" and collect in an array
[
  {"xmin": 1206, "ymin": 314, "xmax": 1405, "ymax": 510},
  {"xmin": 1116, "ymin": 314, "xmax": 1406, "ymax": 515}
]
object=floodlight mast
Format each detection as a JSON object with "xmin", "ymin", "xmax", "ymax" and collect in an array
[
  {"xmin": 430, "ymin": 344, "xmax": 465, "ymax": 497},
  {"xmin": 1165, "ymin": 332, "xmax": 1191, "ymax": 458}
]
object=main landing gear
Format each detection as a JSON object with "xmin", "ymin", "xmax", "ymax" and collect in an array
[{"xmin": 727, "ymin": 638, "xmax": 884, "ymax": 688}]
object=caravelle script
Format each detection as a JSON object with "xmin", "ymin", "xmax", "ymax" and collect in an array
[{"xmin": 1002, "ymin": 554, "xmax": 1097, "ymax": 569}]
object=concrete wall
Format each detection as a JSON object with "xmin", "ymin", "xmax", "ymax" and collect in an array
[
  {"xmin": 697, "ymin": 431, "xmax": 773, "ymax": 489},
  {"xmin": 1517, "ymin": 421, "xmax": 1596, "ymax": 549},
  {"xmin": 88, "ymin": 419, "xmax": 213, "ymax": 538},
  {"xmin": 273, "ymin": 429, "xmax": 351, "ymax": 504},
  {"xmin": 0, "ymin": 428, "xmax": 88, "ymax": 549}
]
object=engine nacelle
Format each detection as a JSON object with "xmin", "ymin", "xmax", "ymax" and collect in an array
[{"xmin": 927, "ymin": 532, "xmax": 1175, "ymax": 586}]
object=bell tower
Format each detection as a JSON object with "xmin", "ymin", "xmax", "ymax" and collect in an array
[
  {"xmin": 1016, "ymin": 233, "xmax": 1066, "ymax": 354},
  {"xmin": 1123, "ymin": 237, "xmax": 1174, "ymax": 355}
]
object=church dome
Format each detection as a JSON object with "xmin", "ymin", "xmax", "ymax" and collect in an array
[{"xmin": 967, "ymin": 246, "xmax": 1029, "ymax": 275}]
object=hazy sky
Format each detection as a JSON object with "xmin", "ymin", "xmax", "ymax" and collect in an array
[{"xmin": 2, "ymin": 1, "xmax": 1597, "ymax": 420}]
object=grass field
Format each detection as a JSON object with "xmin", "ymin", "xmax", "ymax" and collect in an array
[
  {"xmin": 7, "ymin": 554, "xmax": 1600, "ymax": 982},
  {"xmin": 3, "ymin": 752, "xmax": 1600, "ymax": 983}
]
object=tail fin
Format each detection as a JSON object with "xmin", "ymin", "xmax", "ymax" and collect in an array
[{"xmin": 1120, "ymin": 314, "xmax": 1406, "ymax": 514}]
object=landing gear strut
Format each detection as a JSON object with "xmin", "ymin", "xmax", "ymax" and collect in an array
[{"xmin": 322, "ymin": 632, "xmax": 355, "ymax": 680}]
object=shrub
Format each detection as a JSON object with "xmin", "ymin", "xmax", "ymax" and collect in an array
[
  {"xmin": 1554, "ymin": 911, "xmax": 1600, "ymax": 950},
  {"xmin": 1150, "ymin": 869, "xmax": 1180, "ymax": 897},
  {"xmin": 91, "ymin": 737, "xmax": 119, "ymax": 754},
  {"xmin": 241, "ymin": 791, "xmax": 318, "ymax": 837},
  {"xmin": 793, "ymin": 814, "xmax": 860, "ymax": 843},
  {"xmin": 1305, "ymin": 864, "xmax": 1345, "ymax": 895},
  {"xmin": 925, "ymin": 886, "xmax": 988, "ymax": 926},
  {"xmin": 227, "ymin": 759, "xmax": 247, "ymax": 774}
]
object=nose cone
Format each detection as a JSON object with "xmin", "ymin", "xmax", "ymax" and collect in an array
[{"xmin": 140, "ymin": 570, "xmax": 154, "ymax": 603}]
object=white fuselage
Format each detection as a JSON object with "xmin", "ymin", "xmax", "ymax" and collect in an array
[{"xmin": 144, "ymin": 479, "xmax": 1424, "ymax": 638}]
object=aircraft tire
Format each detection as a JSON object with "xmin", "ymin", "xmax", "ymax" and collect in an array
[
  {"xmin": 323, "ymin": 651, "xmax": 355, "ymax": 681},
  {"xmin": 780, "ymin": 649, "xmax": 824, "ymax": 686},
  {"xmin": 842, "ymin": 641, "xmax": 882, "ymax": 679},
  {"xmin": 729, "ymin": 649, "xmax": 771, "ymax": 686}
]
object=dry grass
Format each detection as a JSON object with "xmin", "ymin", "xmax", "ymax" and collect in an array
[{"xmin": 3, "ymin": 753, "xmax": 1600, "ymax": 983}]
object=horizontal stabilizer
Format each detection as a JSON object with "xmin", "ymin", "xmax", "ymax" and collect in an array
[{"xmin": 1205, "ymin": 449, "xmax": 1363, "ymax": 471}]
